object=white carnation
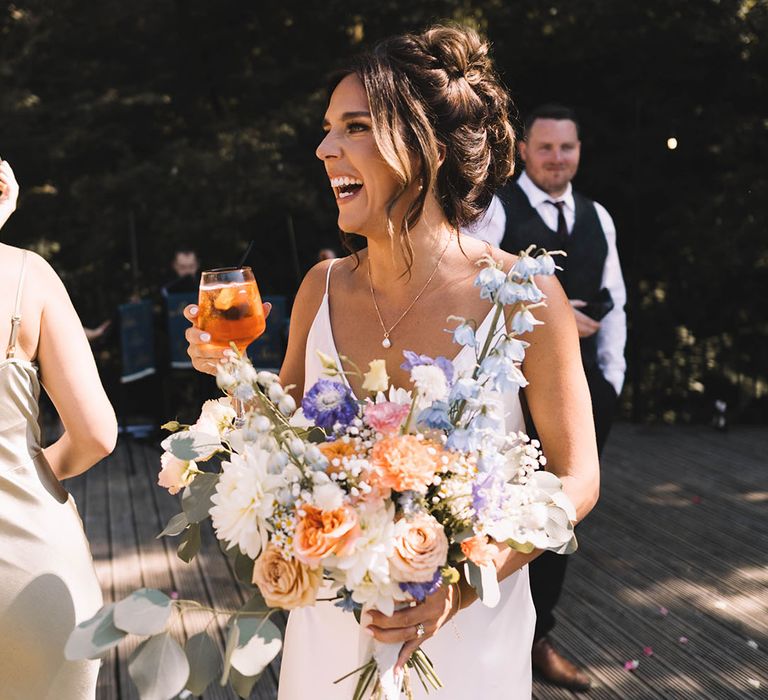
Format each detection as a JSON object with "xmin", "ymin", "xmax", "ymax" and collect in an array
[
  {"xmin": 410, "ymin": 365, "xmax": 449, "ymax": 405},
  {"xmin": 209, "ymin": 447, "xmax": 286, "ymax": 559}
]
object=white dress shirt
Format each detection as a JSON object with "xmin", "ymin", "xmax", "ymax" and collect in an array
[{"xmin": 464, "ymin": 171, "xmax": 627, "ymax": 394}]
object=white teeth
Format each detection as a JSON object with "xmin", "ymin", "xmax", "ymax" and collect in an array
[{"xmin": 330, "ymin": 176, "xmax": 363, "ymax": 188}]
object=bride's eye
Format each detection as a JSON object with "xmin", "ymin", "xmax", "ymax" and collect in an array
[{"xmin": 346, "ymin": 121, "xmax": 370, "ymax": 134}]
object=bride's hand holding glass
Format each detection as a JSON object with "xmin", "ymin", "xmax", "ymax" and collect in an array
[{"xmin": 183, "ymin": 268, "xmax": 272, "ymax": 375}]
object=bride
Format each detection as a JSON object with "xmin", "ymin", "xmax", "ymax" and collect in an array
[{"xmin": 187, "ymin": 24, "xmax": 599, "ymax": 699}]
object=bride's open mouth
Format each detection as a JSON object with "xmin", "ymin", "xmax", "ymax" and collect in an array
[{"xmin": 331, "ymin": 176, "xmax": 363, "ymax": 204}]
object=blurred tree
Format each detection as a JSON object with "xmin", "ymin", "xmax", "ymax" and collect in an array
[{"xmin": 0, "ymin": 0, "xmax": 765, "ymax": 421}]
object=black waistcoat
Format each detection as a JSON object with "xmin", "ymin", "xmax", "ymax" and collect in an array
[{"xmin": 498, "ymin": 181, "xmax": 608, "ymax": 369}]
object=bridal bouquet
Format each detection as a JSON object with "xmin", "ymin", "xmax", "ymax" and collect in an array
[{"xmin": 66, "ymin": 248, "xmax": 577, "ymax": 700}]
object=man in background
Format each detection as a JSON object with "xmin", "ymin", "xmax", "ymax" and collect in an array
[
  {"xmin": 161, "ymin": 247, "xmax": 200, "ymax": 297},
  {"xmin": 469, "ymin": 104, "xmax": 627, "ymax": 692}
]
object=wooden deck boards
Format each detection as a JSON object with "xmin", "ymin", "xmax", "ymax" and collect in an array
[{"xmin": 66, "ymin": 423, "xmax": 768, "ymax": 699}]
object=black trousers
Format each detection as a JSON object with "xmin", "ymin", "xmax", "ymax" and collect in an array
[{"xmin": 529, "ymin": 365, "xmax": 617, "ymax": 642}]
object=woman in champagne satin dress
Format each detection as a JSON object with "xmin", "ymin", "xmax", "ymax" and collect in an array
[{"xmin": 0, "ymin": 160, "xmax": 118, "ymax": 699}]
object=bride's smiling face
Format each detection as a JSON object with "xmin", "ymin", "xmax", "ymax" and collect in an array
[{"xmin": 316, "ymin": 74, "xmax": 404, "ymax": 237}]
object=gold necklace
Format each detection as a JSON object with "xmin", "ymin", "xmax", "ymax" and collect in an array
[{"xmin": 367, "ymin": 234, "xmax": 452, "ymax": 349}]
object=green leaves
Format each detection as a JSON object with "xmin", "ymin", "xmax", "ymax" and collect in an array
[
  {"xmin": 182, "ymin": 472, "xmax": 220, "ymax": 523},
  {"xmin": 128, "ymin": 632, "xmax": 189, "ymax": 700},
  {"xmin": 157, "ymin": 511, "xmax": 189, "ymax": 538},
  {"xmin": 229, "ymin": 615, "xmax": 282, "ymax": 677},
  {"xmin": 65, "ymin": 604, "xmax": 126, "ymax": 660},
  {"xmin": 162, "ymin": 431, "xmax": 222, "ymax": 462},
  {"xmin": 184, "ymin": 632, "xmax": 221, "ymax": 695},
  {"xmin": 177, "ymin": 522, "xmax": 202, "ymax": 563},
  {"xmin": 464, "ymin": 561, "xmax": 501, "ymax": 608},
  {"xmin": 113, "ymin": 589, "xmax": 173, "ymax": 636}
]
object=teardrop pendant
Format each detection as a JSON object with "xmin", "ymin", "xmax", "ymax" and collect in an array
[{"xmin": 382, "ymin": 337, "xmax": 391, "ymax": 349}]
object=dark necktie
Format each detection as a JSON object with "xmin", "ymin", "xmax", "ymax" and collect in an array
[{"xmin": 546, "ymin": 200, "xmax": 569, "ymax": 249}]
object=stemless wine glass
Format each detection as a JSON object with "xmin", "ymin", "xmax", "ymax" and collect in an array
[{"xmin": 197, "ymin": 267, "xmax": 266, "ymax": 352}]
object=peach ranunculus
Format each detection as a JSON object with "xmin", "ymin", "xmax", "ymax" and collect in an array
[
  {"xmin": 293, "ymin": 504, "xmax": 360, "ymax": 567},
  {"xmin": 318, "ymin": 439, "xmax": 359, "ymax": 477},
  {"xmin": 363, "ymin": 401, "xmax": 410, "ymax": 435},
  {"xmin": 251, "ymin": 545, "xmax": 322, "ymax": 609},
  {"xmin": 158, "ymin": 452, "xmax": 197, "ymax": 495},
  {"xmin": 461, "ymin": 535, "xmax": 497, "ymax": 567},
  {"xmin": 369, "ymin": 435, "xmax": 441, "ymax": 493},
  {"xmin": 389, "ymin": 514, "xmax": 449, "ymax": 583}
]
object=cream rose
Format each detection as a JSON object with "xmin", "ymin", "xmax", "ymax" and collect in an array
[
  {"xmin": 389, "ymin": 514, "xmax": 449, "ymax": 583},
  {"xmin": 157, "ymin": 452, "xmax": 196, "ymax": 495},
  {"xmin": 251, "ymin": 545, "xmax": 322, "ymax": 609}
]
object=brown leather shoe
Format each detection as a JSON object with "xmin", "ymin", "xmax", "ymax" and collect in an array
[{"xmin": 532, "ymin": 637, "xmax": 592, "ymax": 692}]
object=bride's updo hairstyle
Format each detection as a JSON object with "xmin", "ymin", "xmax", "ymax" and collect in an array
[{"xmin": 336, "ymin": 24, "xmax": 516, "ymax": 266}]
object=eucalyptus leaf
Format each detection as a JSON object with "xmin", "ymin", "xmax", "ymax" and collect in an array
[
  {"xmin": 161, "ymin": 431, "xmax": 222, "ymax": 462},
  {"xmin": 64, "ymin": 604, "xmax": 127, "ymax": 660},
  {"xmin": 464, "ymin": 561, "xmax": 501, "ymax": 608},
  {"xmin": 506, "ymin": 538, "xmax": 536, "ymax": 554},
  {"xmin": 157, "ymin": 512, "xmax": 189, "ymax": 538},
  {"xmin": 182, "ymin": 472, "xmax": 220, "ymax": 523},
  {"xmin": 113, "ymin": 588, "xmax": 172, "ymax": 636},
  {"xmin": 230, "ymin": 616, "xmax": 282, "ymax": 677},
  {"xmin": 177, "ymin": 523, "xmax": 202, "ymax": 563},
  {"xmin": 128, "ymin": 632, "xmax": 190, "ymax": 700},
  {"xmin": 233, "ymin": 551, "xmax": 255, "ymax": 584},
  {"xmin": 239, "ymin": 590, "xmax": 270, "ymax": 616},
  {"xmin": 220, "ymin": 621, "xmax": 240, "ymax": 686},
  {"xmin": 184, "ymin": 632, "xmax": 221, "ymax": 695},
  {"xmin": 230, "ymin": 668, "xmax": 262, "ymax": 699}
]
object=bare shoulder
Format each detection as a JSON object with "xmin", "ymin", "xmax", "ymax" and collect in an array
[{"xmin": 457, "ymin": 235, "xmax": 519, "ymax": 272}]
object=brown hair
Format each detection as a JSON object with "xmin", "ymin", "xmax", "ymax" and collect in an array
[{"xmin": 333, "ymin": 24, "xmax": 516, "ymax": 270}]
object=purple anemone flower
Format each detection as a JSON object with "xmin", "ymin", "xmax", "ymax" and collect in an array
[
  {"xmin": 399, "ymin": 569, "xmax": 442, "ymax": 602},
  {"xmin": 301, "ymin": 379, "xmax": 357, "ymax": 432}
]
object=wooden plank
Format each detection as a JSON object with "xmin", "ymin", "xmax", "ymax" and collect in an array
[{"xmin": 81, "ymin": 455, "xmax": 119, "ymax": 700}]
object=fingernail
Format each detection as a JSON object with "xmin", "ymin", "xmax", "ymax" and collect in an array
[
  {"xmin": 223, "ymin": 349, "xmax": 236, "ymax": 358},
  {"xmin": 190, "ymin": 305, "xmax": 199, "ymax": 316},
  {"xmin": 364, "ymin": 626, "xmax": 374, "ymax": 636},
  {"xmin": 200, "ymin": 332, "xmax": 211, "ymax": 342}
]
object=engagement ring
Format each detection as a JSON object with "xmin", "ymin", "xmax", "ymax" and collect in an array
[{"xmin": 416, "ymin": 623, "xmax": 425, "ymax": 638}]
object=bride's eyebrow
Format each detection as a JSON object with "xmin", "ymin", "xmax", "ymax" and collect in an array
[{"xmin": 322, "ymin": 111, "xmax": 372, "ymax": 128}]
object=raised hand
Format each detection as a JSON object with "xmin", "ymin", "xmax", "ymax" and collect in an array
[{"xmin": 0, "ymin": 159, "xmax": 20, "ymax": 230}]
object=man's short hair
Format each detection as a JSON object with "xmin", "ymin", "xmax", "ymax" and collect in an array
[
  {"xmin": 172, "ymin": 247, "xmax": 198, "ymax": 260},
  {"xmin": 524, "ymin": 104, "xmax": 580, "ymax": 140}
]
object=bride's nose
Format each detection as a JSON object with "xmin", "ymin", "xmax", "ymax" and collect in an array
[{"xmin": 316, "ymin": 130, "xmax": 340, "ymax": 161}]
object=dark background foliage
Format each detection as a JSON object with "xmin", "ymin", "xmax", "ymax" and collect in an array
[{"xmin": 1, "ymin": 0, "xmax": 766, "ymax": 423}]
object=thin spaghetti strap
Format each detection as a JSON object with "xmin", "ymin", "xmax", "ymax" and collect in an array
[
  {"xmin": 324, "ymin": 259, "xmax": 337, "ymax": 297},
  {"xmin": 6, "ymin": 250, "xmax": 28, "ymax": 359}
]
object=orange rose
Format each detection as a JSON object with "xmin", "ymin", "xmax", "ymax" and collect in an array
[
  {"xmin": 461, "ymin": 535, "xmax": 497, "ymax": 567},
  {"xmin": 293, "ymin": 504, "xmax": 360, "ymax": 567},
  {"xmin": 389, "ymin": 514, "xmax": 449, "ymax": 583},
  {"xmin": 369, "ymin": 435, "xmax": 440, "ymax": 494},
  {"xmin": 252, "ymin": 545, "xmax": 322, "ymax": 609}
]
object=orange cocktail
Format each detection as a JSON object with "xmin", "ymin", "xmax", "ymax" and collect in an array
[{"xmin": 197, "ymin": 267, "xmax": 266, "ymax": 351}]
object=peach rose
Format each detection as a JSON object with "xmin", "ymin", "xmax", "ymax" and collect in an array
[
  {"xmin": 293, "ymin": 504, "xmax": 360, "ymax": 567},
  {"xmin": 251, "ymin": 545, "xmax": 322, "ymax": 609},
  {"xmin": 369, "ymin": 435, "xmax": 440, "ymax": 494},
  {"xmin": 158, "ymin": 452, "xmax": 196, "ymax": 495},
  {"xmin": 461, "ymin": 535, "xmax": 497, "ymax": 567},
  {"xmin": 389, "ymin": 514, "xmax": 449, "ymax": 583}
]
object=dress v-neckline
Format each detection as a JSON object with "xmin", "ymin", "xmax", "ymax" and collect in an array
[{"xmin": 320, "ymin": 294, "xmax": 498, "ymax": 400}]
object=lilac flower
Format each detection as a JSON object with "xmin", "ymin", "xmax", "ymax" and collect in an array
[
  {"xmin": 537, "ymin": 253, "xmax": 558, "ymax": 276},
  {"xmin": 399, "ymin": 569, "xmax": 442, "ymax": 602},
  {"xmin": 511, "ymin": 308, "xmax": 543, "ymax": 335},
  {"xmin": 449, "ymin": 377, "xmax": 481, "ymax": 402},
  {"xmin": 334, "ymin": 587, "xmax": 360, "ymax": 612},
  {"xmin": 417, "ymin": 401, "xmax": 453, "ymax": 431},
  {"xmin": 401, "ymin": 351, "xmax": 454, "ymax": 385},
  {"xmin": 301, "ymin": 379, "xmax": 358, "ymax": 432},
  {"xmin": 511, "ymin": 255, "xmax": 540, "ymax": 281},
  {"xmin": 474, "ymin": 266, "xmax": 506, "ymax": 301},
  {"xmin": 452, "ymin": 321, "xmax": 476, "ymax": 347}
]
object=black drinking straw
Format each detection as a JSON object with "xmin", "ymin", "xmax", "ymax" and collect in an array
[{"xmin": 238, "ymin": 239, "xmax": 255, "ymax": 267}]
